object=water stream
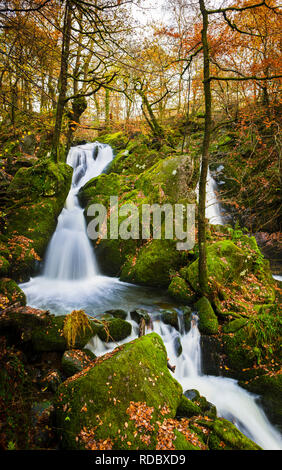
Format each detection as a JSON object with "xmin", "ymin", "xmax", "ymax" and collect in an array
[{"xmin": 20, "ymin": 143, "xmax": 282, "ymax": 450}]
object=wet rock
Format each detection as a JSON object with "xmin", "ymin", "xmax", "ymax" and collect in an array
[
  {"xmin": 161, "ymin": 309, "xmax": 179, "ymax": 330},
  {"xmin": 104, "ymin": 309, "xmax": 128, "ymax": 320},
  {"xmin": 174, "ymin": 336, "xmax": 182, "ymax": 357},
  {"xmin": 130, "ymin": 308, "xmax": 150, "ymax": 325}
]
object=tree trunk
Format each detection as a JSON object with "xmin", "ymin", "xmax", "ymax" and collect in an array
[
  {"xmin": 52, "ymin": 0, "xmax": 72, "ymax": 162},
  {"xmin": 198, "ymin": 0, "xmax": 212, "ymax": 296},
  {"xmin": 105, "ymin": 88, "xmax": 110, "ymax": 129}
]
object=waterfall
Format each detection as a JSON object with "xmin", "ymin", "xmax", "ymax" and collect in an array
[
  {"xmin": 196, "ymin": 166, "xmax": 225, "ymax": 225},
  {"xmin": 88, "ymin": 312, "xmax": 282, "ymax": 450},
  {"xmin": 19, "ymin": 142, "xmax": 281, "ymax": 450},
  {"xmin": 42, "ymin": 143, "xmax": 112, "ymax": 280},
  {"xmin": 20, "ymin": 142, "xmax": 173, "ymax": 315},
  {"xmin": 205, "ymin": 167, "xmax": 225, "ymax": 225}
]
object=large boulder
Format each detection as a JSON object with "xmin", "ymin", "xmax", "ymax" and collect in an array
[{"xmin": 54, "ymin": 333, "xmax": 183, "ymax": 449}]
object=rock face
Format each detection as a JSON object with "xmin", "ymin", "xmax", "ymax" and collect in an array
[{"xmin": 79, "ymin": 151, "xmax": 196, "ymax": 282}]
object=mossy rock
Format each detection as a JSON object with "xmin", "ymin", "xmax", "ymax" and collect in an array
[
  {"xmin": 184, "ymin": 389, "xmax": 217, "ymax": 419},
  {"xmin": 54, "ymin": 333, "xmax": 183, "ymax": 450},
  {"xmin": 136, "ymin": 153, "xmax": 196, "ymax": 204},
  {"xmin": 96, "ymin": 317, "xmax": 132, "ymax": 343},
  {"xmin": 168, "ymin": 276, "xmax": 196, "ymax": 304},
  {"xmin": 104, "ymin": 309, "xmax": 128, "ymax": 320},
  {"xmin": 120, "ymin": 239, "xmax": 183, "ymax": 288},
  {"xmin": 161, "ymin": 309, "xmax": 179, "ymax": 330},
  {"xmin": 194, "ymin": 297, "xmax": 219, "ymax": 335},
  {"xmin": 223, "ymin": 312, "xmax": 282, "ymax": 378},
  {"xmin": 181, "ymin": 240, "xmax": 246, "ymax": 294},
  {"xmin": 176, "ymin": 395, "xmax": 202, "ymax": 419},
  {"xmin": 31, "ymin": 314, "xmax": 95, "ymax": 352},
  {"xmin": 0, "ymin": 305, "xmax": 49, "ymax": 345},
  {"xmin": 0, "ymin": 277, "xmax": 26, "ymax": 307},
  {"xmin": 99, "ymin": 131, "xmax": 129, "ymax": 152},
  {"xmin": 62, "ymin": 349, "xmax": 97, "ymax": 377},
  {"xmin": 173, "ymin": 429, "xmax": 201, "ymax": 450},
  {"xmin": 203, "ymin": 417, "xmax": 261, "ymax": 450},
  {"xmin": 222, "ymin": 318, "xmax": 248, "ymax": 334},
  {"xmin": 130, "ymin": 308, "xmax": 150, "ymax": 325}
]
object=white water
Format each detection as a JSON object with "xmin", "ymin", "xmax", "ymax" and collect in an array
[
  {"xmin": 206, "ymin": 167, "xmax": 225, "ymax": 225},
  {"xmin": 195, "ymin": 166, "xmax": 225, "ymax": 225},
  {"xmin": 88, "ymin": 312, "xmax": 282, "ymax": 450},
  {"xmin": 20, "ymin": 143, "xmax": 174, "ymax": 315},
  {"xmin": 20, "ymin": 143, "xmax": 282, "ymax": 450}
]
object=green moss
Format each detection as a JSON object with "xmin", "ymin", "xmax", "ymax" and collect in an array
[
  {"xmin": 173, "ymin": 429, "xmax": 200, "ymax": 450},
  {"xmin": 0, "ymin": 278, "xmax": 26, "ymax": 307},
  {"xmin": 222, "ymin": 318, "xmax": 248, "ymax": 334},
  {"xmin": 176, "ymin": 395, "xmax": 202, "ymax": 418},
  {"xmin": 241, "ymin": 373, "xmax": 282, "ymax": 425},
  {"xmin": 209, "ymin": 418, "xmax": 261, "ymax": 450},
  {"xmin": 194, "ymin": 297, "xmax": 219, "ymax": 335},
  {"xmin": 55, "ymin": 333, "xmax": 183, "ymax": 450},
  {"xmin": 31, "ymin": 314, "xmax": 95, "ymax": 352},
  {"xmin": 168, "ymin": 276, "xmax": 196, "ymax": 304},
  {"xmin": 120, "ymin": 239, "xmax": 182, "ymax": 288},
  {"xmin": 161, "ymin": 309, "xmax": 179, "ymax": 329},
  {"xmin": 96, "ymin": 317, "xmax": 132, "ymax": 342},
  {"xmin": 181, "ymin": 240, "xmax": 246, "ymax": 294}
]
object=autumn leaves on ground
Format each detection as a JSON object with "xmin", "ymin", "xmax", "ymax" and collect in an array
[{"xmin": 0, "ymin": 0, "xmax": 281, "ymax": 451}]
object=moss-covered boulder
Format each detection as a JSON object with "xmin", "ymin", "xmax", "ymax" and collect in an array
[
  {"xmin": 181, "ymin": 240, "xmax": 246, "ymax": 294},
  {"xmin": 222, "ymin": 311, "xmax": 282, "ymax": 379},
  {"xmin": 54, "ymin": 333, "xmax": 183, "ymax": 450},
  {"xmin": 95, "ymin": 317, "xmax": 132, "ymax": 343},
  {"xmin": 176, "ymin": 395, "xmax": 202, "ymax": 419},
  {"xmin": 194, "ymin": 297, "xmax": 219, "ymax": 335},
  {"xmin": 120, "ymin": 239, "xmax": 183, "ymax": 288},
  {"xmin": 5, "ymin": 157, "xmax": 72, "ymax": 280},
  {"xmin": 168, "ymin": 276, "xmax": 196, "ymax": 304},
  {"xmin": 79, "ymin": 151, "xmax": 196, "ymax": 280},
  {"xmin": 135, "ymin": 153, "xmax": 196, "ymax": 205},
  {"xmin": 0, "ymin": 277, "xmax": 26, "ymax": 308},
  {"xmin": 130, "ymin": 308, "xmax": 150, "ymax": 325},
  {"xmin": 199, "ymin": 417, "xmax": 261, "ymax": 450},
  {"xmin": 161, "ymin": 309, "xmax": 179, "ymax": 330},
  {"xmin": 0, "ymin": 305, "xmax": 50, "ymax": 344},
  {"xmin": 31, "ymin": 313, "xmax": 96, "ymax": 352}
]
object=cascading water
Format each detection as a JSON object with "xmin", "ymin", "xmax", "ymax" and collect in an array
[
  {"xmin": 20, "ymin": 142, "xmax": 282, "ymax": 450},
  {"xmin": 43, "ymin": 143, "xmax": 108, "ymax": 280},
  {"xmin": 89, "ymin": 311, "xmax": 282, "ymax": 450},
  {"xmin": 205, "ymin": 167, "xmax": 225, "ymax": 225},
  {"xmin": 20, "ymin": 143, "xmax": 173, "ymax": 314}
]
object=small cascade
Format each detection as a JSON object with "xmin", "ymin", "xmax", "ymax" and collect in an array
[
  {"xmin": 205, "ymin": 167, "xmax": 225, "ymax": 225},
  {"xmin": 87, "ymin": 311, "xmax": 282, "ymax": 450}
]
